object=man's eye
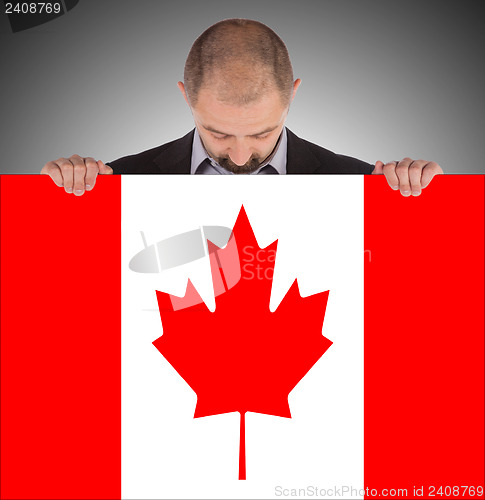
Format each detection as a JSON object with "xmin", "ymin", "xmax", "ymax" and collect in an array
[
  {"xmin": 254, "ymin": 134, "xmax": 270, "ymax": 140},
  {"xmin": 212, "ymin": 134, "xmax": 229, "ymax": 140}
]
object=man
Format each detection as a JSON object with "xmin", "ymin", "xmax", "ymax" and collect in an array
[{"xmin": 41, "ymin": 18, "xmax": 443, "ymax": 195}]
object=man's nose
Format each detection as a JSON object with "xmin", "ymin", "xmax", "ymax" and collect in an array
[{"xmin": 228, "ymin": 141, "xmax": 252, "ymax": 166}]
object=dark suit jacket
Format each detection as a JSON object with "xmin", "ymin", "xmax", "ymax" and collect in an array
[{"xmin": 107, "ymin": 128, "xmax": 374, "ymax": 175}]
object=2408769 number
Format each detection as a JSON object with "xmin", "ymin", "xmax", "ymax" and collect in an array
[
  {"xmin": 5, "ymin": 3, "xmax": 61, "ymax": 14},
  {"xmin": 428, "ymin": 485, "xmax": 484, "ymax": 497}
]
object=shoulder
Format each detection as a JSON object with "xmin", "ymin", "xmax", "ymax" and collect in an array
[
  {"xmin": 106, "ymin": 130, "xmax": 194, "ymax": 174},
  {"xmin": 307, "ymin": 140, "xmax": 374, "ymax": 174},
  {"xmin": 107, "ymin": 143, "xmax": 171, "ymax": 174},
  {"xmin": 286, "ymin": 129, "xmax": 374, "ymax": 175}
]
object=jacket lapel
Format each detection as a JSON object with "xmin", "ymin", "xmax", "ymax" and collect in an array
[
  {"xmin": 153, "ymin": 130, "xmax": 194, "ymax": 174},
  {"xmin": 285, "ymin": 128, "xmax": 321, "ymax": 174}
]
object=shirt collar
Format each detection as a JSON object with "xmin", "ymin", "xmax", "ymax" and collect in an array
[{"xmin": 190, "ymin": 127, "xmax": 287, "ymax": 175}]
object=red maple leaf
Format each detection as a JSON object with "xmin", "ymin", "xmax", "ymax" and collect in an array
[{"xmin": 153, "ymin": 206, "xmax": 332, "ymax": 479}]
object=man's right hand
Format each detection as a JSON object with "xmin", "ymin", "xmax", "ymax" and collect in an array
[{"xmin": 41, "ymin": 155, "xmax": 113, "ymax": 196}]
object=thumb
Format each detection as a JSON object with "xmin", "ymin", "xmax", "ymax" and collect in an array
[
  {"xmin": 372, "ymin": 160, "xmax": 384, "ymax": 175},
  {"xmin": 98, "ymin": 160, "xmax": 113, "ymax": 175}
]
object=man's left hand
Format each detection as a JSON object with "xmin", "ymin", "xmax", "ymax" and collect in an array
[{"xmin": 372, "ymin": 158, "xmax": 443, "ymax": 196}]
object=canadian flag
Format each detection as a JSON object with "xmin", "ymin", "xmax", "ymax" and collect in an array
[{"xmin": 0, "ymin": 175, "xmax": 483, "ymax": 500}]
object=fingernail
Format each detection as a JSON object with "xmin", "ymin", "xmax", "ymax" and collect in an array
[
  {"xmin": 412, "ymin": 190, "xmax": 421, "ymax": 196},
  {"xmin": 65, "ymin": 187, "xmax": 73, "ymax": 193},
  {"xmin": 392, "ymin": 185, "xmax": 399, "ymax": 190},
  {"xmin": 402, "ymin": 190, "xmax": 411, "ymax": 196},
  {"xmin": 85, "ymin": 184, "xmax": 92, "ymax": 190},
  {"xmin": 74, "ymin": 189, "xmax": 84, "ymax": 195}
]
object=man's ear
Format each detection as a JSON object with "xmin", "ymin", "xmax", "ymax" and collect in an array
[
  {"xmin": 291, "ymin": 79, "xmax": 302, "ymax": 102},
  {"xmin": 177, "ymin": 81, "xmax": 190, "ymax": 105}
]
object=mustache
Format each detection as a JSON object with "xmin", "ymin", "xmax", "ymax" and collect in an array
[{"xmin": 216, "ymin": 155, "xmax": 263, "ymax": 174}]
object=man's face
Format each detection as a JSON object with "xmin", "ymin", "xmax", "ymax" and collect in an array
[{"xmin": 182, "ymin": 85, "xmax": 294, "ymax": 174}]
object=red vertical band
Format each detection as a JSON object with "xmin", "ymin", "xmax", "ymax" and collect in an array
[
  {"xmin": 239, "ymin": 411, "xmax": 246, "ymax": 480},
  {"xmin": 364, "ymin": 175, "xmax": 485, "ymax": 498},
  {"xmin": 1, "ymin": 176, "xmax": 122, "ymax": 499}
]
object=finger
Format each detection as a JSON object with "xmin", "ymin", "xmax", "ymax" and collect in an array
[
  {"xmin": 98, "ymin": 160, "xmax": 113, "ymax": 175},
  {"xmin": 41, "ymin": 161, "xmax": 64, "ymax": 187},
  {"xmin": 421, "ymin": 162, "xmax": 443, "ymax": 188},
  {"xmin": 70, "ymin": 154, "xmax": 87, "ymax": 196},
  {"xmin": 382, "ymin": 161, "xmax": 400, "ymax": 190},
  {"xmin": 372, "ymin": 161, "xmax": 384, "ymax": 175},
  {"xmin": 55, "ymin": 157, "xmax": 75, "ymax": 194},
  {"xmin": 408, "ymin": 160, "xmax": 427, "ymax": 196},
  {"xmin": 84, "ymin": 157, "xmax": 99, "ymax": 191},
  {"xmin": 395, "ymin": 157, "xmax": 413, "ymax": 196}
]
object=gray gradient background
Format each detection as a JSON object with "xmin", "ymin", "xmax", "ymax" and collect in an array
[{"xmin": 1, "ymin": 0, "xmax": 484, "ymax": 173}]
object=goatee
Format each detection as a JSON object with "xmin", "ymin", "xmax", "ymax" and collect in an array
[{"xmin": 216, "ymin": 155, "xmax": 263, "ymax": 174}]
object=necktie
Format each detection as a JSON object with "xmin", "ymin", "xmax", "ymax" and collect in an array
[{"xmin": 257, "ymin": 165, "xmax": 278, "ymax": 175}]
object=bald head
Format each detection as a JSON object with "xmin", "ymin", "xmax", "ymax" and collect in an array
[{"xmin": 183, "ymin": 19, "xmax": 294, "ymax": 107}]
